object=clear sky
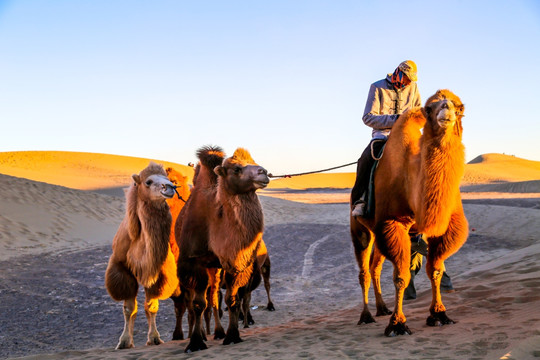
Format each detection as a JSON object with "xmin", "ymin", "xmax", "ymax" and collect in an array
[{"xmin": 1, "ymin": 1, "xmax": 539, "ymax": 175}]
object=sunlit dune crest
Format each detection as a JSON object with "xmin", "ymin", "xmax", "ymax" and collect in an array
[
  {"xmin": 0, "ymin": 151, "xmax": 194, "ymax": 191},
  {"xmin": 463, "ymin": 153, "xmax": 540, "ymax": 185}
]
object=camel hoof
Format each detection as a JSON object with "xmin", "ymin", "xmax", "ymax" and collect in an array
[
  {"xmin": 266, "ymin": 302, "xmax": 275, "ymax": 311},
  {"xmin": 427, "ymin": 311, "xmax": 455, "ymax": 327},
  {"xmin": 214, "ymin": 327, "xmax": 226, "ymax": 340},
  {"xmin": 116, "ymin": 340, "xmax": 134, "ymax": 350},
  {"xmin": 376, "ymin": 305, "xmax": 392, "ymax": 317},
  {"xmin": 184, "ymin": 338, "xmax": 208, "ymax": 353},
  {"xmin": 357, "ymin": 310, "xmax": 376, "ymax": 325},
  {"xmin": 223, "ymin": 328, "xmax": 243, "ymax": 345},
  {"xmin": 384, "ymin": 322, "xmax": 412, "ymax": 337},
  {"xmin": 146, "ymin": 337, "xmax": 164, "ymax": 346},
  {"xmin": 172, "ymin": 330, "xmax": 184, "ymax": 341}
]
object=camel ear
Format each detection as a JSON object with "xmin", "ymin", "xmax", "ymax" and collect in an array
[
  {"xmin": 132, "ymin": 174, "xmax": 141, "ymax": 185},
  {"xmin": 425, "ymin": 102, "xmax": 435, "ymax": 117},
  {"xmin": 457, "ymin": 104, "xmax": 465, "ymax": 117},
  {"xmin": 214, "ymin": 166, "xmax": 227, "ymax": 177}
]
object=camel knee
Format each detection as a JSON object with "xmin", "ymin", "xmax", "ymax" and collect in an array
[
  {"xmin": 123, "ymin": 298, "xmax": 137, "ymax": 317},
  {"xmin": 393, "ymin": 273, "xmax": 411, "ymax": 291},
  {"xmin": 145, "ymin": 298, "xmax": 159, "ymax": 314},
  {"xmin": 192, "ymin": 295, "xmax": 207, "ymax": 316}
]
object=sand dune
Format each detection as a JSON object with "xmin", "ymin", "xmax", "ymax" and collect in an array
[
  {"xmin": 0, "ymin": 151, "xmax": 194, "ymax": 192},
  {"xmin": 0, "ymin": 151, "xmax": 539, "ymax": 359}
]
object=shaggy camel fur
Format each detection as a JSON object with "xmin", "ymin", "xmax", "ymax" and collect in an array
[
  {"xmin": 350, "ymin": 89, "xmax": 468, "ymax": 336},
  {"xmin": 175, "ymin": 145, "xmax": 269, "ymax": 352},
  {"xmin": 165, "ymin": 166, "xmax": 191, "ymax": 263},
  {"xmin": 105, "ymin": 162, "xmax": 178, "ymax": 349}
]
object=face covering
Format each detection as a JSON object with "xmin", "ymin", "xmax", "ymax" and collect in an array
[{"xmin": 391, "ymin": 67, "xmax": 408, "ymax": 89}]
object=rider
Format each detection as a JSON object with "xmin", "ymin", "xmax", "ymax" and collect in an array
[{"xmin": 351, "ymin": 60, "xmax": 421, "ymax": 217}]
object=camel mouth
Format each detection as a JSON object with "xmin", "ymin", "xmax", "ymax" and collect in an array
[
  {"xmin": 254, "ymin": 180, "xmax": 270, "ymax": 189},
  {"xmin": 437, "ymin": 117, "xmax": 455, "ymax": 128},
  {"xmin": 160, "ymin": 184, "xmax": 176, "ymax": 199}
]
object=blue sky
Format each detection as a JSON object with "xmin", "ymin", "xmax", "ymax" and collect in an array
[{"xmin": 1, "ymin": 1, "xmax": 539, "ymax": 175}]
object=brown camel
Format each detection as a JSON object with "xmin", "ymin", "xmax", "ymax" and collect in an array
[
  {"xmin": 105, "ymin": 162, "xmax": 178, "ymax": 349},
  {"xmin": 350, "ymin": 89, "xmax": 468, "ymax": 336},
  {"xmin": 174, "ymin": 145, "xmax": 269, "ymax": 352}
]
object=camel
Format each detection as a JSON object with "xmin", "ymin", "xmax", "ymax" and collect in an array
[
  {"xmin": 350, "ymin": 89, "xmax": 468, "ymax": 336},
  {"xmin": 174, "ymin": 145, "xmax": 269, "ymax": 352},
  {"xmin": 105, "ymin": 162, "xmax": 178, "ymax": 349}
]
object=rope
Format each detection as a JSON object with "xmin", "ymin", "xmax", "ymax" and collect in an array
[{"xmin": 268, "ymin": 161, "xmax": 357, "ymax": 179}]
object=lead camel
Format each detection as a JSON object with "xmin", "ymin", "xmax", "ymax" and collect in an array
[{"xmin": 351, "ymin": 89, "xmax": 469, "ymax": 336}]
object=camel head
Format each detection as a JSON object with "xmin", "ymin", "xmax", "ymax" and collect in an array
[
  {"xmin": 214, "ymin": 148, "xmax": 270, "ymax": 194},
  {"xmin": 132, "ymin": 162, "xmax": 176, "ymax": 201},
  {"xmin": 166, "ymin": 167, "xmax": 189, "ymax": 191},
  {"xmin": 424, "ymin": 89, "xmax": 465, "ymax": 137}
]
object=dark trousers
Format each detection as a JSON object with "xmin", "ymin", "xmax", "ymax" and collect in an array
[
  {"xmin": 351, "ymin": 139, "xmax": 386, "ymax": 205},
  {"xmin": 404, "ymin": 252, "xmax": 454, "ymax": 300}
]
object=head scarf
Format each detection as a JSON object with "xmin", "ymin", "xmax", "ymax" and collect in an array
[{"xmin": 391, "ymin": 67, "xmax": 408, "ymax": 89}]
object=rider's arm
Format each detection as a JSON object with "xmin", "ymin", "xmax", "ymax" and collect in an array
[{"xmin": 362, "ymin": 84, "xmax": 399, "ymax": 130}]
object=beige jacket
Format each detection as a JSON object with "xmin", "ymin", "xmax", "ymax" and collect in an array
[{"xmin": 362, "ymin": 74, "xmax": 422, "ymax": 139}]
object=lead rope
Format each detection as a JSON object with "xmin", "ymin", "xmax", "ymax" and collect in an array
[{"xmin": 268, "ymin": 161, "xmax": 357, "ymax": 179}]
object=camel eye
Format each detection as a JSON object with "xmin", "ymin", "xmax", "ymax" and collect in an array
[
  {"xmin": 145, "ymin": 179, "xmax": 153, "ymax": 186},
  {"xmin": 233, "ymin": 166, "xmax": 242, "ymax": 174}
]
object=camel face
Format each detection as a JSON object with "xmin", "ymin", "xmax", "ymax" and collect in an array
[
  {"xmin": 425, "ymin": 90, "xmax": 465, "ymax": 136},
  {"xmin": 434, "ymin": 99, "xmax": 458, "ymax": 128},
  {"xmin": 133, "ymin": 173, "xmax": 175, "ymax": 200},
  {"xmin": 215, "ymin": 148, "xmax": 269, "ymax": 194},
  {"xmin": 217, "ymin": 163, "xmax": 269, "ymax": 193}
]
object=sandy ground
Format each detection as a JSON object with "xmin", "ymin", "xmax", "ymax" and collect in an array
[{"xmin": 0, "ymin": 152, "xmax": 540, "ymax": 359}]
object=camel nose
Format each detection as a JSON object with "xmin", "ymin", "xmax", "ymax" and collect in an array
[{"xmin": 258, "ymin": 167, "xmax": 268, "ymax": 176}]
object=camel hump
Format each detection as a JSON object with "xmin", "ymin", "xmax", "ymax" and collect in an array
[{"xmin": 196, "ymin": 145, "xmax": 225, "ymax": 169}]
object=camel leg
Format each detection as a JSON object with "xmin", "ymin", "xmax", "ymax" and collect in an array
[
  {"xmin": 262, "ymin": 258, "xmax": 275, "ymax": 311},
  {"xmin": 426, "ymin": 209, "xmax": 468, "ymax": 326},
  {"xmin": 376, "ymin": 220, "xmax": 412, "ymax": 336},
  {"xmin": 117, "ymin": 298, "xmax": 137, "ymax": 349},
  {"xmin": 171, "ymin": 294, "xmax": 186, "ymax": 340},
  {"xmin": 144, "ymin": 295, "xmax": 164, "ymax": 346},
  {"xmin": 241, "ymin": 290, "xmax": 254, "ymax": 328},
  {"xmin": 204, "ymin": 288, "xmax": 212, "ymax": 336},
  {"xmin": 208, "ymin": 268, "xmax": 225, "ymax": 339},
  {"xmin": 223, "ymin": 267, "xmax": 253, "ymax": 345},
  {"xmin": 183, "ymin": 264, "xmax": 210, "ymax": 352},
  {"xmin": 371, "ymin": 245, "xmax": 391, "ymax": 316},
  {"xmin": 351, "ymin": 228, "xmax": 376, "ymax": 324}
]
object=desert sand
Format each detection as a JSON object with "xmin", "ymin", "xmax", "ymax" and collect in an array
[{"xmin": 0, "ymin": 151, "xmax": 539, "ymax": 359}]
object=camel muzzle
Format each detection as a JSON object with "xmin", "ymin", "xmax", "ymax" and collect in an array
[{"xmin": 160, "ymin": 183, "xmax": 176, "ymax": 199}]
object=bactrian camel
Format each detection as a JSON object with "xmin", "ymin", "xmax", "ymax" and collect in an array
[
  {"xmin": 350, "ymin": 89, "xmax": 468, "ymax": 336},
  {"xmin": 105, "ymin": 162, "xmax": 178, "ymax": 349},
  {"xmin": 175, "ymin": 145, "xmax": 269, "ymax": 352}
]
